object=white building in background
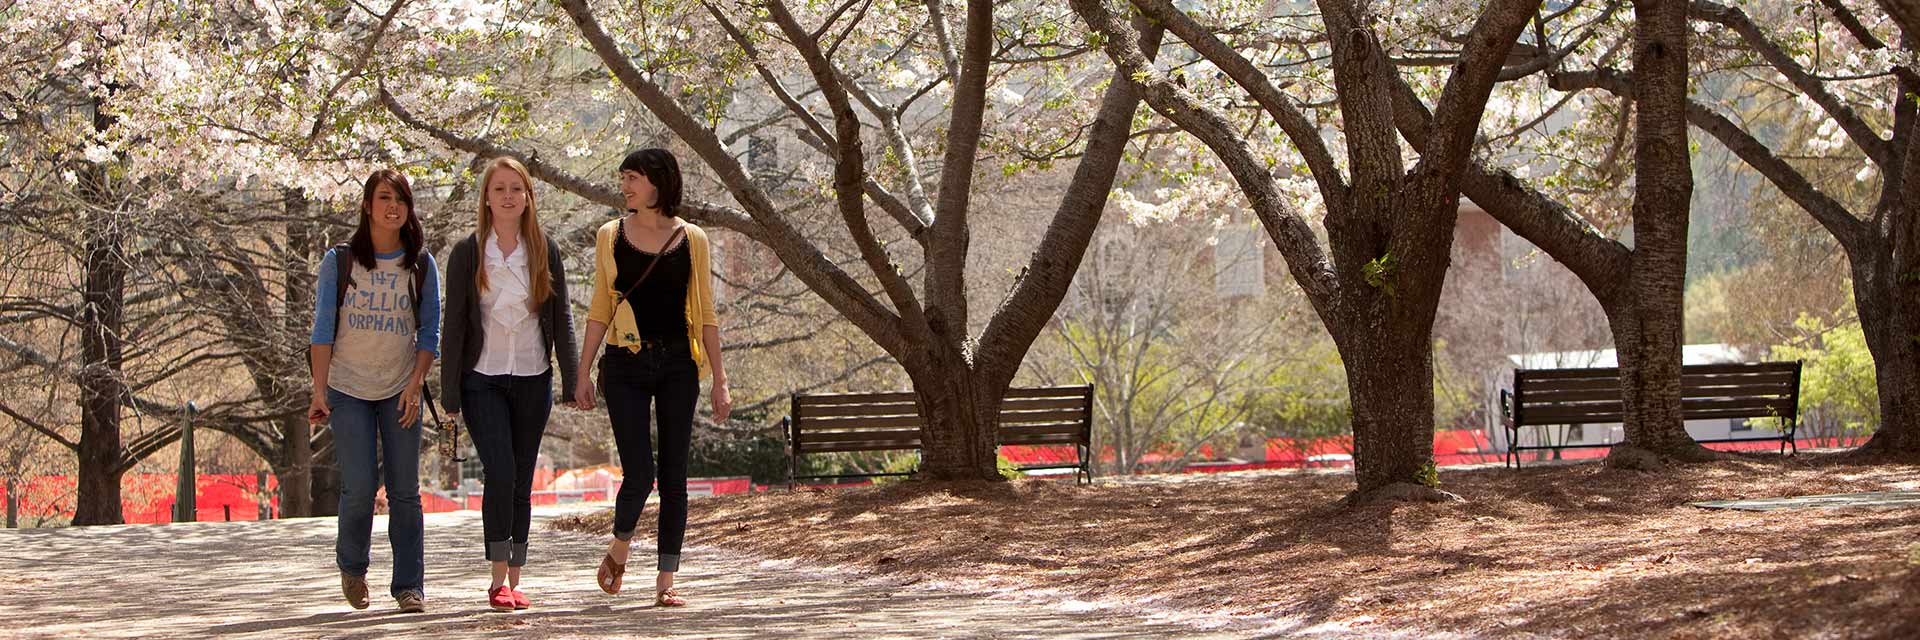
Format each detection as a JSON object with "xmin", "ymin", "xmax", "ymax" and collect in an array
[
  {"xmin": 1212, "ymin": 220, "xmax": 1266, "ymax": 297},
  {"xmin": 1484, "ymin": 343, "xmax": 1792, "ymax": 452}
]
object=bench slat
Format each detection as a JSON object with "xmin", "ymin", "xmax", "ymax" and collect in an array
[
  {"xmin": 795, "ymin": 414, "xmax": 929, "ymax": 430},
  {"xmin": 797, "ymin": 391, "xmax": 920, "ymax": 406},
  {"xmin": 795, "ymin": 402, "xmax": 921, "ymax": 418},
  {"xmin": 798, "ymin": 440, "xmax": 922, "ymax": 453},
  {"xmin": 800, "ymin": 428, "xmax": 923, "ymax": 444},
  {"xmin": 1518, "ymin": 372, "xmax": 1798, "ymax": 393},
  {"xmin": 1001, "ymin": 397, "xmax": 1089, "ymax": 411},
  {"xmin": 1001, "ymin": 422, "xmax": 1089, "ymax": 437},
  {"xmin": 1516, "ymin": 367, "xmax": 1624, "ymax": 381},
  {"xmin": 1680, "ymin": 409, "xmax": 1797, "ymax": 422},
  {"xmin": 795, "ymin": 396, "xmax": 1089, "ymax": 420},
  {"xmin": 1673, "ymin": 362, "xmax": 1802, "ymax": 375},
  {"xmin": 1517, "ymin": 362, "xmax": 1798, "ymax": 382},
  {"xmin": 1001, "ymin": 433, "xmax": 1086, "ymax": 446},
  {"xmin": 1522, "ymin": 383, "xmax": 1795, "ymax": 405},
  {"xmin": 1520, "ymin": 398, "xmax": 1795, "ymax": 424},
  {"xmin": 997, "ymin": 409, "xmax": 1093, "ymax": 425},
  {"xmin": 1004, "ymin": 385, "xmax": 1093, "ymax": 399}
]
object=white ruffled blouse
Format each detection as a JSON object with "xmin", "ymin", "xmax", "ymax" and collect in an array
[{"xmin": 474, "ymin": 232, "xmax": 549, "ymax": 377}]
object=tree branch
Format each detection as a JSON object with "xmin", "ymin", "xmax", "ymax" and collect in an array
[
  {"xmin": 305, "ymin": 0, "xmax": 411, "ymax": 147},
  {"xmin": 976, "ymin": 17, "xmax": 1165, "ymax": 388},
  {"xmin": 925, "ymin": 0, "xmax": 998, "ymax": 337},
  {"xmin": 763, "ymin": 0, "xmax": 931, "ymax": 337},
  {"xmin": 1127, "ymin": 0, "xmax": 1349, "ymax": 210},
  {"xmin": 1692, "ymin": 0, "xmax": 1894, "ymax": 168},
  {"xmin": 0, "ymin": 399, "xmax": 78, "ymax": 451},
  {"xmin": 1068, "ymin": 0, "xmax": 1338, "ymax": 312},
  {"xmin": 555, "ymin": 0, "xmax": 910, "ymax": 356},
  {"xmin": 1552, "ymin": 68, "xmax": 1869, "ymax": 253}
]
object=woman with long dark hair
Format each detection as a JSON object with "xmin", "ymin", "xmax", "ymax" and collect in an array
[
  {"xmin": 575, "ymin": 148, "xmax": 731, "ymax": 607},
  {"xmin": 439, "ymin": 157, "xmax": 578, "ymax": 611},
  {"xmin": 308, "ymin": 169, "xmax": 440, "ymax": 613}
]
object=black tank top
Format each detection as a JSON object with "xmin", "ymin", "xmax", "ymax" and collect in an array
[{"xmin": 612, "ymin": 220, "xmax": 691, "ymax": 340}]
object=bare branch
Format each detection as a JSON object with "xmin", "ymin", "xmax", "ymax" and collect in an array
[
  {"xmin": 304, "ymin": 0, "xmax": 411, "ymax": 147},
  {"xmin": 555, "ymin": 0, "xmax": 910, "ymax": 356},
  {"xmin": 0, "ymin": 399, "xmax": 78, "ymax": 451}
]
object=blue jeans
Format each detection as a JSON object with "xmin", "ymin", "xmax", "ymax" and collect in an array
[
  {"xmin": 461, "ymin": 369, "xmax": 552, "ymax": 567},
  {"xmin": 328, "ymin": 387, "xmax": 425, "ymax": 598}
]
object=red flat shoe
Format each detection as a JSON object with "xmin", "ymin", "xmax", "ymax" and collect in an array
[
  {"xmin": 511, "ymin": 587, "xmax": 530, "ymax": 610},
  {"xmin": 488, "ymin": 585, "xmax": 515, "ymax": 612}
]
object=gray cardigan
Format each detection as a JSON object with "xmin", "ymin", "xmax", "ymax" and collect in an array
[{"xmin": 438, "ymin": 233, "xmax": 580, "ymax": 413}]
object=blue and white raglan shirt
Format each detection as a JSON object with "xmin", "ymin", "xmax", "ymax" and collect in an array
[{"xmin": 310, "ymin": 248, "xmax": 441, "ymax": 401}]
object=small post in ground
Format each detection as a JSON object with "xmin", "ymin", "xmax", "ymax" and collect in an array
[{"xmin": 174, "ymin": 401, "xmax": 198, "ymax": 523}]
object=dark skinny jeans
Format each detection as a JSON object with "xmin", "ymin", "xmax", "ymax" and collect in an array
[
  {"xmin": 599, "ymin": 338, "xmax": 698, "ymax": 572},
  {"xmin": 460, "ymin": 369, "xmax": 552, "ymax": 567}
]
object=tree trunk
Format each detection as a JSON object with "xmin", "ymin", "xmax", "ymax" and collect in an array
[
  {"xmin": 279, "ymin": 194, "xmax": 319, "ymax": 516},
  {"xmin": 1858, "ymin": 63, "xmax": 1920, "ymax": 457},
  {"xmin": 1853, "ymin": 254, "xmax": 1920, "ymax": 456},
  {"xmin": 1605, "ymin": 0, "xmax": 1714, "ymax": 469},
  {"xmin": 1604, "ymin": 296, "xmax": 1715, "ymax": 467},
  {"xmin": 906, "ymin": 353, "xmax": 1001, "ymax": 482},
  {"xmin": 1336, "ymin": 319, "xmax": 1451, "ymax": 501},
  {"xmin": 276, "ymin": 415, "xmax": 314, "ymax": 517},
  {"xmin": 308, "ymin": 434, "xmax": 340, "ymax": 517},
  {"xmin": 74, "ymin": 170, "xmax": 128, "ymax": 526}
]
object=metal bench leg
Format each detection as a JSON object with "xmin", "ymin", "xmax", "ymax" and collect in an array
[{"xmin": 1080, "ymin": 443, "xmax": 1092, "ymax": 484}]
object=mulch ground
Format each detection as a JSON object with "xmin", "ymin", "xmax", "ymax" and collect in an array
[{"xmin": 554, "ymin": 454, "xmax": 1920, "ymax": 639}]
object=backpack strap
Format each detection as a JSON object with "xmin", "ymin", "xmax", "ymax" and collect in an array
[
  {"xmin": 406, "ymin": 259, "xmax": 425, "ymax": 328},
  {"xmin": 331, "ymin": 244, "xmax": 354, "ymax": 341}
]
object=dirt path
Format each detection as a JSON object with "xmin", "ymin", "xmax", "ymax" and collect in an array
[{"xmin": 8, "ymin": 505, "xmax": 1301, "ymax": 639}]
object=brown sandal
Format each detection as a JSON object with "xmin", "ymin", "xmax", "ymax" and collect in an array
[
  {"xmin": 656, "ymin": 588, "xmax": 687, "ymax": 607},
  {"xmin": 597, "ymin": 553, "xmax": 626, "ymax": 595}
]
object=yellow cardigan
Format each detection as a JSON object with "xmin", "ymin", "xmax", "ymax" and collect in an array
[{"xmin": 586, "ymin": 219, "xmax": 720, "ymax": 379}]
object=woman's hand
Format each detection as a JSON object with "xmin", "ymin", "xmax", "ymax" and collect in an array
[
  {"xmin": 399, "ymin": 385, "xmax": 421, "ymax": 428},
  {"xmin": 307, "ymin": 390, "xmax": 331, "ymax": 424},
  {"xmin": 710, "ymin": 380, "xmax": 732, "ymax": 423},
  {"xmin": 574, "ymin": 375, "xmax": 598, "ymax": 411}
]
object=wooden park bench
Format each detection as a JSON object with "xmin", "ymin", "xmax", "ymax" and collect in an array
[
  {"xmin": 1500, "ymin": 361, "xmax": 1803, "ymax": 467},
  {"xmin": 783, "ymin": 385, "xmax": 1094, "ymax": 487}
]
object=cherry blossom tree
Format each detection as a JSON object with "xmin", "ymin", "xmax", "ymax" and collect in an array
[
  {"xmin": 1070, "ymin": 0, "xmax": 1537, "ymax": 500},
  {"xmin": 366, "ymin": 0, "xmax": 1178, "ymax": 481}
]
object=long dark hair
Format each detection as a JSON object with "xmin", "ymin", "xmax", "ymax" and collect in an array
[
  {"xmin": 351, "ymin": 169, "xmax": 425, "ymax": 272},
  {"xmin": 618, "ymin": 148, "xmax": 683, "ymax": 218}
]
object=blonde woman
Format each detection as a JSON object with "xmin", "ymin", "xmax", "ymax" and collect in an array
[{"xmin": 438, "ymin": 157, "xmax": 578, "ymax": 611}]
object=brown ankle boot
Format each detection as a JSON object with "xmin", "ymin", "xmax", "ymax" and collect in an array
[{"xmin": 340, "ymin": 574, "xmax": 371, "ymax": 610}]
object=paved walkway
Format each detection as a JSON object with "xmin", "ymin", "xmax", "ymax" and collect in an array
[{"xmin": 8, "ymin": 505, "xmax": 1290, "ymax": 639}]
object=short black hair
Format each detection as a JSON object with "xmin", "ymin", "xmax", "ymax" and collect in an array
[{"xmin": 619, "ymin": 148, "xmax": 683, "ymax": 218}]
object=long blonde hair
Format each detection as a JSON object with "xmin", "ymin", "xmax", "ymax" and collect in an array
[{"xmin": 475, "ymin": 157, "xmax": 553, "ymax": 308}]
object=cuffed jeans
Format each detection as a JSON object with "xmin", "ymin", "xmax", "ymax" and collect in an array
[
  {"xmin": 461, "ymin": 369, "xmax": 552, "ymax": 567},
  {"xmin": 329, "ymin": 387, "xmax": 425, "ymax": 598},
  {"xmin": 600, "ymin": 338, "xmax": 698, "ymax": 572}
]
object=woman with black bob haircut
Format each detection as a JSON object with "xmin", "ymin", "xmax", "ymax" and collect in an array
[{"xmin": 574, "ymin": 148, "xmax": 730, "ymax": 607}]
